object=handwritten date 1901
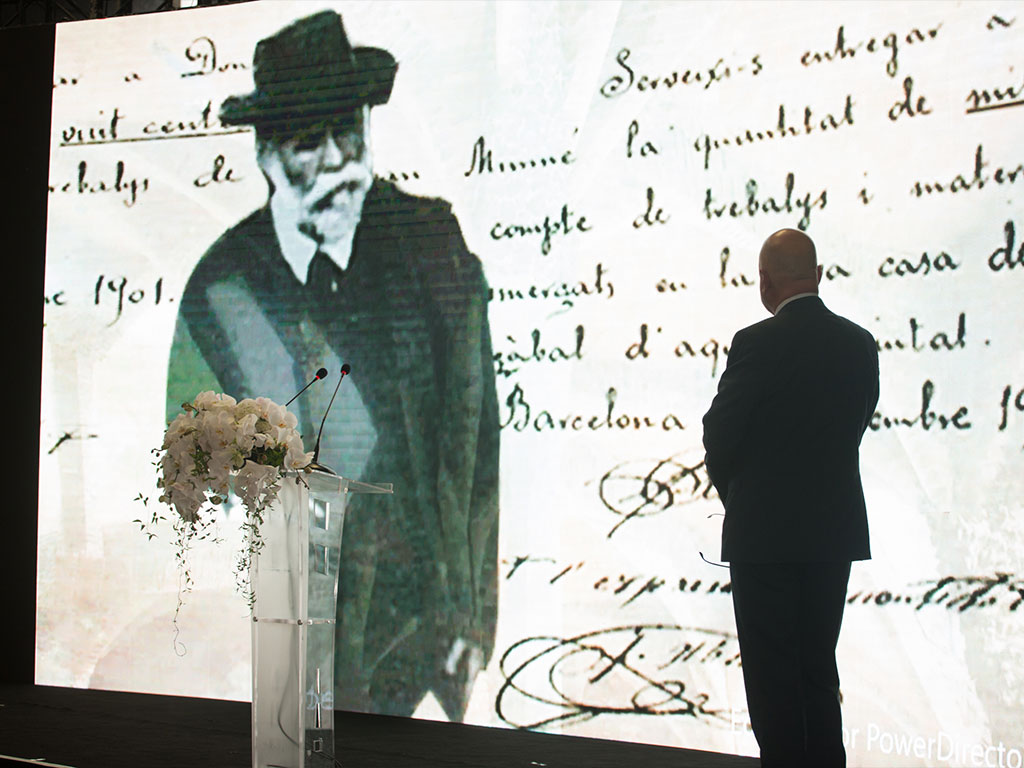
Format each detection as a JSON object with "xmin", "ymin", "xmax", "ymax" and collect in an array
[{"xmin": 95, "ymin": 275, "xmax": 166, "ymax": 325}]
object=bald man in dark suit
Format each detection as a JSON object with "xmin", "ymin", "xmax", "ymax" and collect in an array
[{"xmin": 702, "ymin": 229, "xmax": 879, "ymax": 768}]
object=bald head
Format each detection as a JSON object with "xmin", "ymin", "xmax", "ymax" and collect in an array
[{"xmin": 757, "ymin": 229, "xmax": 822, "ymax": 313}]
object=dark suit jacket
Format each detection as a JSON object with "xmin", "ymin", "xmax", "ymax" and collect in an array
[
  {"xmin": 702, "ymin": 295, "xmax": 878, "ymax": 563},
  {"xmin": 166, "ymin": 179, "xmax": 499, "ymax": 718}
]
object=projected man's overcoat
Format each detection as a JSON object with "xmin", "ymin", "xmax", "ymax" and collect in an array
[{"xmin": 167, "ymin": 178, "xmax": 500, "ymax": 719}]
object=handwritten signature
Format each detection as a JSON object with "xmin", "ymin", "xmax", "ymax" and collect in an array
[
  {"xmin": 496, "ymin": 624, "xmax": 745, "ymax": 730},
  {"xmin": 596, "ymin": 452, "xmax": 716, "ymax": 537}
]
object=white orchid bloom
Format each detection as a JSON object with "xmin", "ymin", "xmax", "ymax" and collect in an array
[
  {"xmin": 197, "ymin": 409, "xmax": 237, "ymax": 453},
  {"xmin": 252, "ymin": 397, "xmax": 274, "ymax": 419},
  {"xmin": 234, "ymin": 412, "xmax": 259, "ymax": 452},
  {"xmin": 150, "ymin": 391, "xmax": 319, "ymax": 609},
  {"xmin": 235, "ymin": 399, "xmax": 261, "ymax": 419},
  {"xmin": 262, "ymin": 401, "xmax": 296, "ymax": 432},
  {"xmin": 192, "ymin": 390, "xmax": 236, "ymax": 411},
  {"xmin": 284, "ymin": 433, "xmax": 313, "ymax": 470},
  {"xmin": 162, "ymin": 413, "xmax": 195, "ymax": 448},
  {"xmin": 208, "ymin": 446, "xmax": 237, "ymax": 480}
]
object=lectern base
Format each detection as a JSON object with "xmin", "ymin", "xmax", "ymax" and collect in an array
[{"xmin": 250, "ymin": 470, "xmax": 392, "ymax": 768}]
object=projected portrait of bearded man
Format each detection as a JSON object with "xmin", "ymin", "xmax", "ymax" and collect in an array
[{"xmin": 166, "ymin": 10, "xmax": 500, "ymax": 721}]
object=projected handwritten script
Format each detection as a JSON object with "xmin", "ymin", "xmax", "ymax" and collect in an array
[{"xmin": 39, "ymin": 2, "xmax": 1022, "ymax": 765}]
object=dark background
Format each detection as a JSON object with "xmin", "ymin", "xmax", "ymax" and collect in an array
[{"xmin": 0, "ymin": 18, "xmax": 52, "ymax": 687}]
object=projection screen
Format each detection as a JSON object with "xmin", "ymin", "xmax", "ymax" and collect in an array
[{"xmin": 39, "ymin": 1, "xmax": 1023, "ymax": 765}]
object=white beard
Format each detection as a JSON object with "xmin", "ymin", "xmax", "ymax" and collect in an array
[{"xmin": 260, "ymin": 149, "xmax": 373, "ymax": 248}]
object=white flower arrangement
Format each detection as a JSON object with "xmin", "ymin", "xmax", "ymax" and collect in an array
[{"xmin": 136, "ymin": 391, "xmax": 313, "ymax": 614}]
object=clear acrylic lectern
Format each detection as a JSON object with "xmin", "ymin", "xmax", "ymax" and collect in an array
[{"xmin": 249, "ymin": 470, "xmax": 392, "ymax": 768}]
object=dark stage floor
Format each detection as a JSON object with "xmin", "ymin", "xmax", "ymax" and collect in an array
[{"xmin": 0, "ymin": 685, "xmax": 759, "ymax": 768}]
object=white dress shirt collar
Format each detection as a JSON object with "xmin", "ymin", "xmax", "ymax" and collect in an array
[
  {"xmin": 269, "ymin": 192, "xmax": 357, "ymax": 284},
  {"xmin": 773, "ymin": 292, "xmax": 818, "ymax": 315}
]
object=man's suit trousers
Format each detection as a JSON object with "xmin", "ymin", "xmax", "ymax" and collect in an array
[{"xmin": 730, "ymin": 561, "xmax": 851, "ymax": 768}]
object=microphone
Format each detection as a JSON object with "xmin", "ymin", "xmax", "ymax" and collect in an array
[
  {"xmin": 284, "ymin": 368, "xmax": 328, "ymax": 407},
  {"xmin": 308, "ymin": 362, "xmax": 351, "ymax": 475}
]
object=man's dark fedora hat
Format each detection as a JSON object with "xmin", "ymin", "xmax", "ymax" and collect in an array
[{"xmin": 220, "ymin": 10, "xmax": 397, "ymax": 131}]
